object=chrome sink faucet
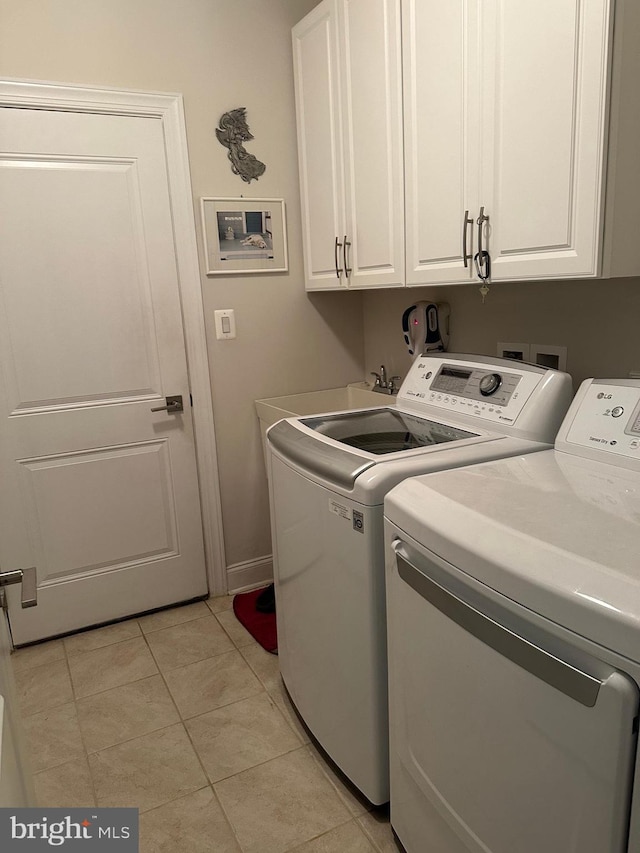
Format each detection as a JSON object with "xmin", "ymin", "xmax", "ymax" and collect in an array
[{"xmin": 371, "ymin": 364, "xmax": 401, "ymax": 395}]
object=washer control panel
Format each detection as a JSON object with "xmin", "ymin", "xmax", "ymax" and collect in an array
[
  {"xmin": 429, "ymin": 365, "xmax": 521, "ymax": 405},
  {"xmin": 564, "ymin": 380, "xmax": 640, "ymax": 459},
  {"xmin": 398, "ymin": 357, "xmax": 550, "ymax": 425}
]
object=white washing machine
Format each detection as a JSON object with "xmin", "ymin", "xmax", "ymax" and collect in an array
[
  {"xmin": 385, "ymin": 377, "xmax": 640, "ymax": 852},
  {"xmin": 267, "ymin": 353, "xmax": 572, "ymax": 805}
]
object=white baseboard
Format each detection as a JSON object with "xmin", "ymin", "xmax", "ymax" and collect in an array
[{"xmin": 226, "ymin": 554, "xmax": 273, "ymax": 594}]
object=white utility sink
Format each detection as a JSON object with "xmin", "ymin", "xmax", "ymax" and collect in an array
[{"xmin": 255, "ymin": 382, "xmax": 394, "ymax": 469}]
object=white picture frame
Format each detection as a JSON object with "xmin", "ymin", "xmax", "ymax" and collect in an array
[{"xmin": 200, "ymin": 197, "xmax": 288, "ymax": 275}]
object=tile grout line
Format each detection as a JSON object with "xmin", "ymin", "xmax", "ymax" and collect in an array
[
  {"xmin": 235, "ymin": 648, "xmax": 312, "ymax": 749},
  {"xmin": 88, "ymin": 719, "xmax": 207, "ymax": 814},
  {"xmin": 35, "ymin": 633, "xmax": 98, "ymax": 808},
  {"xmin": 146, "ymin": 597, "xmax": 245, "ymax": 847},
  {"xmin": 134, "ymin": 613, "xmax": 243, "ymax": 833},
  {"xmin": 76, "ymin": 621, "xmax": 139, "ymax": 809},
  {"xmin": 83, "ymin": 715, "xmax": 183, "ymax": 759},
  {"xmin": 137, "ymin": 602, "xmax": 246, "ymax": 850},
  {"xmin": 162, "ymin": 597, "xmax": 297, "ymax": 851},
  {"xmin": 139, "ymin": 610, "xmax": 213, "ymax": 636},
  {"xmin": 207, "ymin": 781, "xmax": 246, "ymax": 853},
  {"xmin": 306, "ymin": 747, "xmax": 373, "ymax": 819},
  {"xmin": 129, "ymin": 601, "xmax": 239, "ymax": 828},
  {"xmin": 139, "ymin": 628, "xmax": 257, "ymax": 722},
  {"xmin": 138, "ymin": 623, "xmax": 214, "ymax": 790},
  {"xmin": 356, "ymin": 812, "xmax": 391, "ymax": 853},
  {"xmin": 211, "ymin": 746, "xmax": 363, "ymax": 853},
  {"xmin": 280, "ymin": 816, "xmax": 363, "ymax": 853},
  {"xmin": 178, "ymin": 719, "xmax": 249, "ymax": 852}
]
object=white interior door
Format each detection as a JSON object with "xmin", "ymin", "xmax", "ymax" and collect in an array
[{"xmin": 0, "ymin": 105, "xmax": 208, "ymax": 644}]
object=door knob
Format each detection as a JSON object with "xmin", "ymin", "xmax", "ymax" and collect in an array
[
  {"xmin": 150, "ymin": 395, "xmax": 184, "ymax": 413},
  {"xmin": 0, "ymin": 567, "xmax": 37, "ymax": 608}
]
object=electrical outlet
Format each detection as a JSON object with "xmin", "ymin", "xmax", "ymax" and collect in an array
[
  {"xmin": 530, "ymin": 344, "xmax": 567, "ymax": 372},
  {"xmin": 497, "ymin": 342, "xmax": 530, "ymax": 362}
]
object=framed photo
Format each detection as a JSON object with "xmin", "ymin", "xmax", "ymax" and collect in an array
[{"xmin": 200, "ymin": 197, "xmax": 288, "ymax": 275}]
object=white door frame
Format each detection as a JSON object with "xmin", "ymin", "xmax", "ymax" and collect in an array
[{"xmin": 0, "ymin": 78, "xmax": 227, "ymax": 597}]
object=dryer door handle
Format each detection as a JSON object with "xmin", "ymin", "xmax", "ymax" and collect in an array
[{"xmin": 392, "ymin": 541, "xmax": 603, "ymax": 708}]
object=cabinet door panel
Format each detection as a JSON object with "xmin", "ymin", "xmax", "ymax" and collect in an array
[
  {"xmin": 403, "ymin": 0, "xmax": 479, "ymax": 286},
  {"xmin": 341, "ymin": 0, "xmax": 404, "ymax": 288},
  {"xmin": 483, "ymin": 0, "xmax": 612, "ymax": 280},
  {"xmin": 293, "ymin": 1, "xmax": 346, "ymax": 289}
]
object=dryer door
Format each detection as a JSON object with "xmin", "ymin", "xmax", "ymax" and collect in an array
[{"xmin": 386, "ymin": 530, "xmax": 638, "ymax": 853}]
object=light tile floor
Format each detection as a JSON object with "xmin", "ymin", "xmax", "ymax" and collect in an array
[{"xmin": 11, "ymin": 596, "xmax": 400, "ymax": 853}]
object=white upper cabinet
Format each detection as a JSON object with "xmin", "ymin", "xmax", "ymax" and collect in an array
[
  {"xmin": 403, "ymin": 0, "xmax": 480, "ymax": 285},
  {"xmin": 296, "ymin": 0, "xmax": 639, "ymax": 289},
  {"xmin": 292, "ymin": 3, "xmax": 344, "ymax": 289},
  {"xmin": 293, "ymin": 0, "xmax": 404, "ymax": 290},
  {"xmin": 404, "ymin": 0, "xmax": 640, "ymax": 286},
  {"xmin": 480, "ymin": 0, "xmax": 613, "ymax": 281}
]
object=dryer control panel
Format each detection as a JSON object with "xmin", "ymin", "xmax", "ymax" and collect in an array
[{"xmin": 560, "ymin": 379, "xmax": 640, "ymax": 463}]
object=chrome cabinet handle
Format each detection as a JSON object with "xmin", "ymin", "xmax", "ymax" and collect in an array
[
  {"xmin": 343, "ymin": 235, "xmax": 352, "ymax": 279},
  {"xmin": 474, "ymin": 207, "xmax": 491, "ymax": 281},
  {"xmin": 151, "ymin": 395, "xmax": 183, "ymax": 413},
  {"xmin": 334, "ymin": 237, "xmax": 343, "ymax": 279},
  {"xmin": 462, "ymin": 209, "xmax": 474, "ymax": 267},
  {"xmin": 476, "ymin": 206, "xmax": 489, "ymax": 257},
  {"xmin": 0, "ymin": 567, "xmax": 37, "ymax": 608}
]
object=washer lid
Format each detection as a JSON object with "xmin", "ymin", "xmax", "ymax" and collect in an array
[
  {"xmin": 300, "ymin": 408, "xmax": 477, "ymax": 455},
  {"xmin": 386, "ymin": 450, "xmax": 640, "ymax": 663}
]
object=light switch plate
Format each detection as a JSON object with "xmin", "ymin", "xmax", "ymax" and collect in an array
[{"xmin": 214, "ymin": 309, "xmax": 236, "ymax": 340}]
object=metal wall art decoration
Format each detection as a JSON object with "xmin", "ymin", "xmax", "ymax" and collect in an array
[{"xmin": 215, "ymin": 107, "xmax": 266, "ymax": 184}]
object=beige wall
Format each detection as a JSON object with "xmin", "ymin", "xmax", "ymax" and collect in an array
[
  {"xmin": 363, "ymin": 277, "xmax": 640, "ymax": 391},
  {"xmin": 0, "ymin": 0, "xmax": 365, "ymax": 579}
]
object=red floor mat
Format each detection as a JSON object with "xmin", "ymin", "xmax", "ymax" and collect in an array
[{"xmin": 233, "ymin": 587, "xmax": 277, "ymax": 654}]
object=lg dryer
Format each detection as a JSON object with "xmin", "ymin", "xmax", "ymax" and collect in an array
[
  {"xmin": 386, "ymin": 377, "xmax": 640, "ymax": 852},
  {"xmin": 267, "ymin": 354, "xmax": 572, "ymax": 805}
]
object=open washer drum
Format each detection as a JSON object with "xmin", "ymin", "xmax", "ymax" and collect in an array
[
  {"xmin": 266, "ymin": 353, "xmax": 573, "ymax": 805},
  {"xmin": 385, "ymin": 377, "xmax": 640, "ymax": 852}
]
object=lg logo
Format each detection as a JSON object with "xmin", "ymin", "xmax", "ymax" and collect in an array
[{"xmin": 597, "ymin": 392, "xmax": 613, "ymax": 400}]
